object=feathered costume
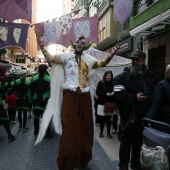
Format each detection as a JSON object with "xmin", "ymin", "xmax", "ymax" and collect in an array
[
  {"xmin": 34, "ymin": 42, "xmax": 113, "ymax": 169},
  {"xmin": 35, "ymin": 52, "xmax": 97, "ymax": 144}
]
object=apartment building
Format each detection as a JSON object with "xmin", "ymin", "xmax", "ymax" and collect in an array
[{"xmin": 130, "ymin": 0, "xmax": 170, "ymax": 81}]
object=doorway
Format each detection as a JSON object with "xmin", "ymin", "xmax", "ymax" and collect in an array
[{"xmin": 148, "ymin": 46, "xmax": 166, "ymax": 83}]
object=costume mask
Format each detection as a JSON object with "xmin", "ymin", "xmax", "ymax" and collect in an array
[
  {"xmin": 69, "ymin": 35, "xmax": 93, "ymax": 55},
  {"xmin": 74, "ymin": 39, "xmax": 86, "ymax": 54}
]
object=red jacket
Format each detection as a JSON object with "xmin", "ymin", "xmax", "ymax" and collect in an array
[{"xmin": 5, "ymin": 94, "xmax": 16, "ymax": 108}]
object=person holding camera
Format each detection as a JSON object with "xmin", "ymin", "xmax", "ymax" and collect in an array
[{"xmin": 114, "ymin": 51, "xmax": 155, "ymax": 170}]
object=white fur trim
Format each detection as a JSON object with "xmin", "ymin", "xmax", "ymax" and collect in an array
[{"xmin": 35, "ymin": 53, "xmax": 97, "ymax": 145}]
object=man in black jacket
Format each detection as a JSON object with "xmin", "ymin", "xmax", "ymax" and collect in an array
[
  {"xmin": 114, "ymin": 51, "xmax": 155, "ymax": 170},
  {"xmin": 146, "ymin": 64, "xmax": 170, "ymax": 124}
]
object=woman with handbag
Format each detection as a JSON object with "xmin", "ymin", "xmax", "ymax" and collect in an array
[{"xmin": 96, "ymin": 70, "xmax": 116, "ymax": 139}]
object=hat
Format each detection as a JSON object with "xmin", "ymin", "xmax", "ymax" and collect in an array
[{"xmin": 130, "ymin": 51, "xmax": 146, "ymax": 60}]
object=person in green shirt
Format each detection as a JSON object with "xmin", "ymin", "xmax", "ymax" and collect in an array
[
  {"xmin": 12, "ymin": 70, "xmax": 30, "ymax": 132},
  {"xmin": 30, "ymin": 64, "xmax": 52, "ymax": 138}
]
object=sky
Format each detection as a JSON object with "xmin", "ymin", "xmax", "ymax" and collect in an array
[
  {"xmin": 37, "ymin": 0, "xmax": 63, "ymax": 23},
  {"xmin": 37, "ymin": 0, "xmax": 64, "ymax": 55}
]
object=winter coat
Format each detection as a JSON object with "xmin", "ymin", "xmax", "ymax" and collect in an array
[
  {"xmin": 114, "ymin": 66, "xmax": 155, "ymax": 143},
  {"xmin": 146, "ymin": 78, "xmax": 170, "ymax": 124},
  {"xmin": 114, "ymin": 66, "xmax": 155, "ymax": 122},
  {"xmin": 96, "ymin": 80, "xmax": 115, "ymax": 105}
]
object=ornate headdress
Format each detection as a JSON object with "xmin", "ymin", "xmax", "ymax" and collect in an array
[{"xmin": 69, "ymin": 35, "xmax": 93, "ymax": 50}]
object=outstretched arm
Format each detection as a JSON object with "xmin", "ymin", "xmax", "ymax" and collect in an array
[
  {"xmin": 93, "ymin": 44, "xmax": 120, "ymax": 68},
  {"xmin": 36, "ymin": 34, "xmax": 61, "ymax": 64}
]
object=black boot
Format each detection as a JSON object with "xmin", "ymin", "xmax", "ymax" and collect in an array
[
  {"xmin": 8, "ymin": 135, "xmax": 15, "ymax": 142},
  {"xmin": 34, "ymin": 117, "xmax": 39, "ymax": 135}
]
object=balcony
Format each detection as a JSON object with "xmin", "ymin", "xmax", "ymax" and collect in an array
[
  {"xmin": 133, "ymin": 0, "xmax": 159, "ymax": 17},
  {"xmin": 131, "ymin": 0, "xmax": 170, "ymax": 32}
]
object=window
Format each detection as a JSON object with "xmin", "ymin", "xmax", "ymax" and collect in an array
[{"xmin": 16, "ymin": 56, "xmax": 25, "ymax": 63}]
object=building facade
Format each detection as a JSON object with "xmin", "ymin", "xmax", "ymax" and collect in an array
[
  {"xmin": 130, "ymin": 0, "xmax": 170, "ymax": 81},
  {"xmin": 68, "ymin": 0, "xmax": 170, "ymax": 83},
  {"xmin": 63, "ymin": 0, "xmax": 75, "ymax": 14}
]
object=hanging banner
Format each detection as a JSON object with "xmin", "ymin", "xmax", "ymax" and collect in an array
[
  {"xmin": 0, "ymin": 0, "xmax": 32, "ymax": 23},
  {"xmin": 0, "ymin": 22, "xmax": 29, "ymax": 50},
  {"xmin": 59, "ymin": 13, "xmax": 72, "ymax": 35},
  {"xmin": 35, "ymin": 16, "xmax": 98, "ymax": 48},
  {"xmin": 113, "ymin": 0, "xmax": 132, "ymax": 24}
]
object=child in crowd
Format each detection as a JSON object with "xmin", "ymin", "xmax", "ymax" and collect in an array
[{"xmin": 5, "ymin": 88, "xmax": 16, "ymax": 124}]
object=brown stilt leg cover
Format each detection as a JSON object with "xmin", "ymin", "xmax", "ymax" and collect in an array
[{"xmin": 57, "ymin": 89, "xmax": 94, "ymax": 170}]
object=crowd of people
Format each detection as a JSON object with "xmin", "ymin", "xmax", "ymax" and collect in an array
[
  {"xmin": 93, "ymin": 51, "xmax": 170, "ymax": 170},
  {"xmin": 0, "ymin": 34, "xmax": 169, "ymax": 170},
  {"xmin": 0, "ymin": 64, "xmax": 53, "ymax": 142}
]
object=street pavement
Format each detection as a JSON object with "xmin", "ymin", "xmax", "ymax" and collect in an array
[{"xmin": 0, "ymin": 115, "xmax": 120, "ymax": 170}]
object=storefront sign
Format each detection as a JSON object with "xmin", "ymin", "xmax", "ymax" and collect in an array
[{"xmin": 117, "ymin": 38, "xmax": 133, "ymax": 53}]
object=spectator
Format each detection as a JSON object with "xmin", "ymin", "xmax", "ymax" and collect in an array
[
  {"xmin": 12, "ymin": 70, "xmax": 30, "ymax": 132},
  {"xmin": 5, "ymin": 88, "xmax": 16, "ymax": 124},
  {"xmin": 0, "ymin": 82, "xmax": 15, "ymax": 142},
  {"xmin": 30, "ymin": 64, "xmax": 52, "ymax": 138},
  {"xmin": 36, "ymin": 32, "xmax": 120, "ymax": 170},
  {"xmin": 146, "ymin": 64, "xmax": 170, "ymax": 124},
  {"xmin": 96, "ymin": 70, "xmax": 115, "ymax": 139},
  {"xmin": 114, "ymin": 51, "xmax": 155, "ymax": 170}
]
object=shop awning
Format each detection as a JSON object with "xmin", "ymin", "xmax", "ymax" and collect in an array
[
  {"xmin": 95, "ymin": 37, "xmax": 117, "ymax": 51},
  {"xmin": 130, "ymin": 9, "xmax": 170, "ymax": 36}
]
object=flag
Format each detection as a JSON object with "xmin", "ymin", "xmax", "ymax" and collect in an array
[
  {"xmin": 59, "ymin": 13, "xmax": 72, "ymax": 35},
  {"xmin": 0, "ymin": 22, "xmax": 29, "ymax": 50},
  {"xmin": 0, "ymin": 0, "xmax": 32, "ymax": 23},
  {"xmin": 113, "ymin": 0, "xmax": 132, "ymax": 24},
  {"xmin": 35, "ymin": 16, "xmax": 98, "ymax": 48}
]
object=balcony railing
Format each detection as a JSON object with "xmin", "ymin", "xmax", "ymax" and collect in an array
[
  {"xmin": 97, "ymin": 1, "xmax": 110, "ymax": 18},
  {"xmin": 133, "ymin": 0, "xmax": 158, "ymax": 16}
]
